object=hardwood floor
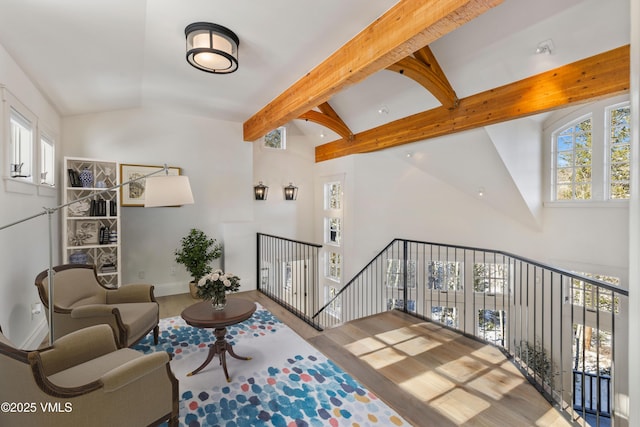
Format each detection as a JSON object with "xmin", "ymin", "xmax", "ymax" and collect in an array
[{"xmin": 157, "ymin": 291, "xmax": 571, "ymax": 427}]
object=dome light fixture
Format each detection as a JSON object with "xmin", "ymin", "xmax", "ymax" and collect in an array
[{"xmin": 185, "ymin": 22, "xmax": 239, "ymax": 74}]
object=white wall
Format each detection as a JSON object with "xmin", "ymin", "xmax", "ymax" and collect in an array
[
  {"xmin": 62, "ymin": 108, "xmax": 256, "ymax": 295},
  {"xmin": 251, "ymin": 129, "xmax": 316, "ymax": 243},
  {"xmin": 313, "ymin": 110, "xmax": 629, "ymax": 287},
  {"xmin": 0, "ymin": 43, "xmax": 61, "ymax": 347}
]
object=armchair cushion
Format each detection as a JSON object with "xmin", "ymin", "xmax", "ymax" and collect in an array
[{"xmin": 106, "ymin": 283, "xmax": 154, "ymax": 304}]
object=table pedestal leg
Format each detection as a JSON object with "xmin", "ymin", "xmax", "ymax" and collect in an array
[{"xmin": 187, "ymin": 326, "xmax": 252, "ymax": 382}]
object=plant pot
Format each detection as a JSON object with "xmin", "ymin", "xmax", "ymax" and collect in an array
[{"xmin": 189, "ymin": 282, "xmax": 201, "ymax": 299}]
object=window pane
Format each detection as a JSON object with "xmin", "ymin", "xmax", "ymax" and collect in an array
[
  {"xmin": 325, "ymin": 182, "xmax": 341, "ymax": 210},
  {"xmin": 473, "ymin": 263, "xmax": 507, "ymax": 294},
  {"xmin": 10, "ymin": 108, "xmax": 33, "ymax": 178},
  {"xmin": 553, "ymin": 117, "xmax": 592, "ymax": 201},
  {"xmin": 575, "ymin": 166, "xmax": 591, "ymax": 182},
  {"xmin": 431, "ymin": 306, "xmax": 459, "ymax": 328},
  {"xmin": 608, "ymin": 104, "xmax": 631, "ymax": 200},
  {"xmin": 556, "ymin": 184, "xmax": 573, "ymax": 200},
  {"xmin": 556, "ymin": 168, "xmax": 572, "ymax": 184},
  {"xmin": 326, "ymin": 252, "xmax": 341, "ymax": 280},
  {"xmin": 575, "ymin": 184, "xmax": 591, "ymax": 200},
  {"xmin": 40, "ymin": 134, "xmax": 55, "ymax": 185}
]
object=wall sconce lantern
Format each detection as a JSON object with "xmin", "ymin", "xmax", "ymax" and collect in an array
[
  {"xmin": 254, "ymin": 181, "xmax": 268, "ymax": 200},
  {"xmin": 283, "ymin": 182, "xmax": 298, "ymax": 201},
  {"xmin": 185, "ymin": 22, "xmax": 239, "ymax": 74}
]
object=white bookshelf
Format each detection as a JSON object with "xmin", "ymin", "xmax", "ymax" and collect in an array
[{"xmin": 62, "ymin": 157, "xmax": 121, "ymax": 288}]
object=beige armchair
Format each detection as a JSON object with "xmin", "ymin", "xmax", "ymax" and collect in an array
[
  {"xmin": 35, "ymin": 264, "xmax": 159, "ymax": 348},
  {"xmin": 0, "ymin": 324, "xmax": 178, "ymax": 427}
]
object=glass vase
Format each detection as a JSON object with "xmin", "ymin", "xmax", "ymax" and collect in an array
[{"xmin": 211, "ymin": 292, "xmax": 227, "ymax": 310}]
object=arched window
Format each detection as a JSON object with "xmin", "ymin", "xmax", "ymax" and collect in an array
[{"xmin": 552, "ymin": 116, "xmax": 592, "ymax": 201}]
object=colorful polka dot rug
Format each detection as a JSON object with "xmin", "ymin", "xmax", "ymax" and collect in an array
[{"xmin": 134, "ymin": 302, "xmax": 408, "ymax": 427}]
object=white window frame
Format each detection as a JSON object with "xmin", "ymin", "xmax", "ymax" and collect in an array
[
  {"xmin": 8, "ymin": 105, "xmax": 35, "ymax": 183},
  {"xmin": 321, "ymin": 176, "xmax": 345, "ymax": 316},
  {"xmin": 545, "ymin": 95, "xmax": 631, "ymax": 206},
  {"xmin": 39, "ymin": 130, "xmax": 56, "ymax": 187},
  {"xmin": 605, "ymin": 101, "xmax": 631, "ymax": 200},
  {"xmin": 551, "ymin": 114, "xmax": 593, "ymax": 201}
]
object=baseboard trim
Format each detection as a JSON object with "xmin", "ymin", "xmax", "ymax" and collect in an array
[{"xmin": 153, "ymin": 281, "xmax": 189, "ymax": 297}]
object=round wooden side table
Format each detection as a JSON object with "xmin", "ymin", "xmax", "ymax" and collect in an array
[{"xmin": 180, "ymin": 298, "xmax": 256, "ymax": 382}]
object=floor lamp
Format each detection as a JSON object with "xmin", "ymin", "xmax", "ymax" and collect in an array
[{"xmin": 0, "ymin": 164, "xmax": 194, "ymax": 345}]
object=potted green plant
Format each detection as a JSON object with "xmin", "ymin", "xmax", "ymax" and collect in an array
[{"xmin": 174, "ymin": 228, "xmax": 223, "ymax": 298}]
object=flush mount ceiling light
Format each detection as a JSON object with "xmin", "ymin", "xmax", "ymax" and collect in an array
[{"xmin": 185, "ymin": 22, "xmax": 239, "ymax": 74}]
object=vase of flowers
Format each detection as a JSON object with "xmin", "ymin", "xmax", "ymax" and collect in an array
[{"xmin": 196, "ymin": 270, "xmax": 241, "ymax": 310}]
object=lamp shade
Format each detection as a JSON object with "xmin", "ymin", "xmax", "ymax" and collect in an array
[
  {"xmin": 144, "ymin": 175, "xmax": 195, "ymax": 207},
  {"xmin": 185, "ymin": 22, "xmax": 239, "ymax": 74}
]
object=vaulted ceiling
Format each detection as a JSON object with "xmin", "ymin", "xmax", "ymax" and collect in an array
[{"xmin": 0, "ymin": 0, "xmax": 630, "ymax": 162}]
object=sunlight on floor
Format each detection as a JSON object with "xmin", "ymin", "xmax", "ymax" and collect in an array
[
  {"xmin": 394, "ymin": 335, "xmax": 442, "ymax": 356},
  {"xmin": 437, "ymin": 355, "xmax": 489, "ymax": 383},
  {"xmin": 431, "ymin": 388, "xmax": 491, "ymax": 424},
  {"xmin": 467, "ymin": 365, "xmax": 524, "ymax": 400},
  {"xmin": 344, "ymin": 337, "xmax": 387, "ymax": 356},
  {"xmin": 360, "ymin": 346, "xmax": 407, "ymax": 369},
  {"xmin": 399, "ymin": 370, "xmax": 456, "ymax": 401},
  {"xmin": 375, "ymin": 326, "xmax": 418, "ymax": 345}
]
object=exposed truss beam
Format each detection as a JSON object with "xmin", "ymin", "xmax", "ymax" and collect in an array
[
  {"xmin": 387, "ymin": 46, "xmax": 458, "ymax": 109},
  {"xmin": 243, "ymin": 0, "xmax": 504, "ymax": 142},
  {"xmin": 298, "ymin": 103, "xmax": 354, "ymax": 141},
  {"xmin": 316, "ymin": 45, "xmax": 630, "ymax": 162}
]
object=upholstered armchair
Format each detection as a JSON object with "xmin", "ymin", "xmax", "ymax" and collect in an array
[
  {"xmin": 0, "ymin": 324, "xmax": 178, "ymax": 427},
  {"xmin": 35, "ymin": 264, "xmax": 159, "ymax": 348}
]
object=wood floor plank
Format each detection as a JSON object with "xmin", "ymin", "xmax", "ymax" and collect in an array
[{"xmin": 157, "ymin": 291, "xmax": 572, "ymax": 426}]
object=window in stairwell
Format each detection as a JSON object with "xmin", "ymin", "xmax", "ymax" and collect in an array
[
  {"xmin": 552, "ymin": 116, "xmax": 592, "ymax": 201},
  {"xmin": 325, "ymin": 181, "xmax": 341, "ymax": 210},
  {"xmin": 477, "ymin": 309, "xmax": 505, "ymax": 346},
  {"xmin": 322, "ymin": 178, "xmax": 344, "ymax": 319},
  {"xmin": 325, "ymin": 217, "xmax": 341, "ymax": 246},
  {"xmin": 570, "ymin": 274, "xmax": 620, "ymax": 314},
  {"xmin": 473, "ymin": 262, "xmax": 508, "ymax": 295},
  {"xmin": 263, "ymin": 126, "xmax": 286, "ymax": 149},
  {"xmin": 326, "ymin": 252, "xmax": 341, "ymax": 281},
  {"xmin": 427, "ymin": 261, "xmax": 462, "ymax": 291},
  {"xmin": 431, "ymin": 306, "xmax": 459, "ymax": 328},
  {"xmin": 607, "ymin": 102, "xmax": 631, "ymax": 200},
  {"xmin": 325, "ymin": 285, "xmax": 341, "ymax": 318}
]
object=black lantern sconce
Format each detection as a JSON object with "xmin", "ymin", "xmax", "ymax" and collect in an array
[
  {"xmin": 283, "ymin": 182, "xmax": 298, "ymax": 201},
  {"xmin": 254, "ymin": 181, "xmax": 268, "ymax": 200}
]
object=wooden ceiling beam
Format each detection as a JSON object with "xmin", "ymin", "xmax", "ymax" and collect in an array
[
  {"xmin": 298, "ymin": 109, "xmax": 354, "ymax": 141},
  {"xmin": 387, "ymin": 46, "xmax": 458, "ymax": 109},
  {"xmin": 316, "ymin": 45, "xmax": 630, "ymax": 162},
  {"xmin": 243, "ymin": 0, "xmax": 504, "ymax": 142}
]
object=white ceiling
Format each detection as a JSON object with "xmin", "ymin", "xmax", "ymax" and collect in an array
[{"xmin": 0, "ymin": 0, "xmax": 630, "ymax": 144}]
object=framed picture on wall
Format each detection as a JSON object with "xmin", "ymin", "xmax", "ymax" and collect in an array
[{"xmin": 120, "ymin": 164, "xmax": 181, "ymax": 207}]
